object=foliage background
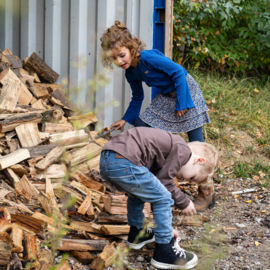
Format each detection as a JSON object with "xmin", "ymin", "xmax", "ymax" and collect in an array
[{"xmin": 173, "ymin": 0, "xmax": 270, "ymax": 74}]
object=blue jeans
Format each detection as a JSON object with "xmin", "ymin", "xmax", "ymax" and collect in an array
[
  {"xmin": 134, "ymin": 117, "xmax": 205, "ymax": 142},
  {"xmin": 100, "ymin": 150, "xmax": 174, "ymax": 244}
]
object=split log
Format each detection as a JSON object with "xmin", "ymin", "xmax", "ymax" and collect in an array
[
  {"xmin": 49, "ymin": 130, "xmax": 88, "ymax": 146},
  {"xmin": 55, "ymin": 261, "xmax": 72, "ymax": 270},
  {"xmin": 70, "ymin": 143, "xmax": 102, "ymax": 167},
  {"xmin": 0, "ymin": 69, "xmax": 32, "ymax": 105},
  {"xmin": 11, "ymin": 215, "xmax": 44, "ymax": 234},
  {"xmin": 49, "ymin": 88, "xmax": 80, "ymax": 113},
  {"xmin": 7, "ymin": 139, "xmax": 21, "ymax": 153},
  {"xmin": 1, "ymin": 200, "xmax": 33, "ymax": 215},
  {"xmin": 24, "ymin": 234, "xmax": 37, "ymax": 260},
  {"xmin": 9, "ymin": 165, "xmax": 28, "ymax": 176},
  {"xmin": 95, "ymin": 138, "xmax": 109, "ymax": 147},
  {"xmin": 25, "ymin": 144, "xmax": 56, "ymax": 158},
  {"xmin": 90, "ymin": 242, "xmax": 127, "ymax": 270},
  {"xmin": 70, "ymin": 221, "xmax": 103, "ymax": 234},
  {"xmin": 2, "ymin": 48, "xmax": 13, "ymax": 55},
  {"xmin": 57, "ymin": 239, "xmax": 109, "ymax": 251},
  {"xmin": 20, "ymin": 175, "xmax": 39, "ymax": 199},
  {"xmin": 0, "ymin": 208, "xmax": 12, "ymax": 233},
  {"xmin": 11, "ymin": 226, "xmax": 23, "ymax": 253},
  {"xmin": 71, "ymin": 251, "xmax": 94, "ymax": 264},
  {"xmin": 37, "ymin": 248, "xmax": 53, "ymax": 270},
  {"xmin": 35, "ymin": 146, "xmax": 65, "ymax": 171},
  {"xmin": 0, "ymin": 112, "xmax": 42, "ymax": 132},
  {"xmin": 24, "ymin": 52, "xmax": 59, "ymax": 83},
  {"xmin": 31, "ymin": 99, "xmax": 49, "ymax": 110},
  {"xmin": 30, "ymin": 83, "xmax": 50, "ymax": 100},
  {"xmin": 41, "ymin": 122, "xmax": 73, "ymax": 134},
  {"xmin": 0, "ymin": 232, "xmax": 13, "ymax": 266},
  {"xmin": 77, "ymin": 155, "xmax": 101, "ymax": 174},
  {"xmin": 0, "ymin": 149, "xmax": 30, "ymax": 170},
  {"xmin": 35, "ymin": 164, "xmax": 66, "ymax": 180},
  {"xmin": 3, "ymin": 168, "xmax": 22, "ymax": 191},
  {"xmin": 101, "ymin": 225, "xmax": 130, "ymax": 235},
  {"xmin": 7, "ymin": 253, "xmax": 23, "ymax": 270},
  {"xmin": 97, "ymin": 212, "xmax": 128, "ymax": 224},
  {"xmin": 78, "ymin": 190, "xmax": 94, "ymax": 216},
  {"xmin": 68, "ymin": 112, "xmax": 98, "ymax": 130},
  {"xmin": 0, "ymin": 62, "xmax": 9, "ymax": 73},
  {"xmin": 15, "ymin": 123, "xmax": 41, "ymax": 147},
  {"xmin": 0, "ymin": 78, "xmax": 21, "ymax": 112},
  {"xmin": 5, "ymin": 55, "xmax": 22, "ymax": 69},
  {"xmin": 73, "ymin": 171, "xmax": 105, "ymax": 192}
]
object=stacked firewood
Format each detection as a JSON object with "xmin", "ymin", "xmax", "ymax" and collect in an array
[{"xmin": 0, "ymin": 48, "xmax": 151, "ymax": 270}]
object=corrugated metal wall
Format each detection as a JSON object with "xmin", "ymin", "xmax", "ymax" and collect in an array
[{"xmin": 0, "ymin": 0, "xmax": 154, "ymax": 128}]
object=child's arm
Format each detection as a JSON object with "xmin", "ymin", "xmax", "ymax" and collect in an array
[
  {"xmin": 141, "ymin": 52, "xmax": 195, "ymax": 112},
  {"xmin": 122, "ymin": 73, "xmax": 144, "ymax": 125}
]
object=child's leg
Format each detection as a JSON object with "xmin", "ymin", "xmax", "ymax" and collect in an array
[
  {"xmin": 187, "ymin": 126, "xmax": 204, "ymax": 142},
  {"xmin": 133, "ymin": 117, "xmax": 151, "ymax": 128}
]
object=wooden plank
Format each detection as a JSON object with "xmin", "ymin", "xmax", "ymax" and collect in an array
[
  {"xmin": 25, "ymin": 52, "xmax": 59, "ymax": 83},
  {"xmin": 35, "ymin": 146, "xmax": 65, "ymax": 171},
  {"xmin": 165, "ymin": 0, "xmax": 174, "ymax": 59},
  {"xmin": 15, "ymin": 123, "xmax": 41, "ymax": 147},
  {"xmin": 0, "ymin": 78, "xmax": 21, "ymax": 112},
  {"xmin": 20, "ymin": 175, "xmax": 39, "ymax": 199},
  {"xmin": 57, "ymin": 239, "xmax": 109, "ymax": 251},
  {"xmin": 70, "ymin": 143, "xmax": 102, "ymax": 167},
  {"xmin": 0, "ymin": 112, "xmax": 42, "ymax": 132},
  {"xmin": 49, "ymin": 130, "xmax": 88, "ymax": 146},
  {"xmin": 0, "ymin": 149, "xmax": 30, "ymax": 170},
  {"xmin": 71, "ymin": 251, "xmax": 94, "ymax": 265},
  {"xmin": 42, "ymin": 122, "xmax": 73, "ymax": 134},
  {"xmin": 0, "ymin": 69, "xmax": 33, "ymax": 105}
]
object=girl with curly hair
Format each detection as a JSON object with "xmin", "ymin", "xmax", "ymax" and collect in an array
[{"xmin": 100, "ymin": 20, "xmax": 210, "ymax": 142}]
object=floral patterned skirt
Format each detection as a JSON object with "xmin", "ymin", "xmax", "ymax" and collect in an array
[{"xmin": 140, "ymin": 74, "xmax": 210, "ymax": 133}]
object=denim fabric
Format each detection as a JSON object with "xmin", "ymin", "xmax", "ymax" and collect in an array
[
  {"xmin": 100, "ymin": 150, "xmax": 174, "ymax": 244},
  {"xmin": 187, "ymin": 126, "xmax": 204, "ymax": 142},
  {"xmin": 133, "ymin": 117, "xmax": 151, "ymax": 128}
]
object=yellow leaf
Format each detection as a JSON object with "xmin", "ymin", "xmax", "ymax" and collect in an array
[
  {"xmin": 234, "ymin": 195, "xmax": 239, "ymax": 198},
  {"xmin": 254, "ymin": 88, "xmax": 259, "ymax": 93},
  {"xmin": 178, "ymin": 57, "xmax": 184, "ymax": 65},
  {"xmin": 210, "ymin": 229, "xmax": 216, "ymax": 234},
  {"xmin": 245, "ymin": 200, "xmax": 252, "ymax": 203},
  {"xmin": 195, "ymin": 62, "xmax": 200, "ymax": 68},
  {"xmin": 232, "ymin": 205, "xmax": 238, "ymax": 207},
  {"xmin": 261, "ymin": 210, "xmax": 267, "ymax": 214},
  {"xmin": 211, "ymin": 98, "xmax": 216, "ymax": 103},
  {"xmin": 255, "ymin": 241, "xmax": 260, "ymax": 246}
]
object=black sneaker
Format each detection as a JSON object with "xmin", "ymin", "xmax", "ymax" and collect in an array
[
  {"xmin": 151, "ymin": 237, "xmax": 198, "ymax": 269},
  {"xmin": 126, "ymin": 226, "xmax": 155, "ymax": 250}
]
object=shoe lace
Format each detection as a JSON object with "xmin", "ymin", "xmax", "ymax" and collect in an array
[
  {"xmin": 146, "ymin": 227, "xmax": 153, "ymax": 234},
  {"xmin": 172, "ymin": 238, "xmax": 186, "ymax": 258}
]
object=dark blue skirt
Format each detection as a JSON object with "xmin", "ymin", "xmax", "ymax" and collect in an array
[{"xmin": 140, "ymin": 74, "xmax": 210, "ymax": 133}]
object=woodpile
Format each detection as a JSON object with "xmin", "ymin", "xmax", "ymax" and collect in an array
[{"xmin": 0, "ymin": 48, "xmax": 152, "ymax": 270}]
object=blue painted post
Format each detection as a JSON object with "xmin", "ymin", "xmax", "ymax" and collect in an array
[{"xmin": 152, "ymin": 0, "xmax": 166, "ymax": 101}]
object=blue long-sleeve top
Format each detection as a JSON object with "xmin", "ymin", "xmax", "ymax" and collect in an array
[{"xmin": 122, "ymin": 49, "xmax": 195, "ymax": 125}]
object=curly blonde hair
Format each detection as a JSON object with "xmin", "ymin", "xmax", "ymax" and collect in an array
[{"xmin": 100, "ymin": 20, "xmax": 146, "ymax": 69}]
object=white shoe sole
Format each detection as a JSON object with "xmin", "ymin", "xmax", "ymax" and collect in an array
[
  {"xmin": 126, "ymin": 236, "xmax": 155, "ymax": 250},
  {"xmin": 151, "ymin": 253, "xmax": 198, "ymax": 269}
]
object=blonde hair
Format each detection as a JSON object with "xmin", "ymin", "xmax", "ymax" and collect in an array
[
  {"xmin": 100, "ymin": 20, "xmax": 146, "ymax": 69},
  {"xmin": 188, "ymin": 141, "xmax": 219, "ymax": 177}
]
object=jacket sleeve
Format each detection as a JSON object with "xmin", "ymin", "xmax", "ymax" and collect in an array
[
  {"xmin": 122, "ymin": 72, "xmax": 144, "ymax": 125},
  {"xmin": 155, "ymin": 143, "xmax": 191, "ymax": 210},
  {"xmin": 141, "ymin": 52, "xmax": 195, "ymax": 111}
]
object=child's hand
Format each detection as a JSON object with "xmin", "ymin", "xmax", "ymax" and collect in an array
[
  {"xmin": 111, "ymin": 119, "xmax": 126, "ymax": 131},
  {"xmin": 172, "ymin": 229, "xmax": 179, "ymax": 240},
  {"xmin": 176, "ymin": 109, "xmax": 188, "ymax": 117},
  {"xmin": 182, "ymin": 201, "xmax": 196, "ymax": 216}
]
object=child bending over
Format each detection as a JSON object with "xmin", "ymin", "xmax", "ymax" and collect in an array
[
  {"xmin": 100, "ymin": 21, "xmax": 210, "ymax": 142},
  {"xmin": 100, "ymin": 127, "xmax": 219, "ymax": 269}
]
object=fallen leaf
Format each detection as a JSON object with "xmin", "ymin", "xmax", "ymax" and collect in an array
[
  {"xmin": 254, "ymin": 88, "xmax": 259, "ymax": 93},
  {"xmin": 245, "ymin": 200, "xmax": 252, "ymax": 203},
  {"xmin": 253, "ymin": 176, "xmax": 260, "ymax": 181},
  {"xmin": 210, "ymin": 229, "xmax": 216, "ymax": 234},
  {"xmin": 259, "ymin": 171, "xmax": 265, "ymax": 178},
  {"xmin": 257, "ymin": 233, "xmax": 262, "ymax": 237},
  {"xmin": 255, "ymin": 241, "xmax": 260, "ymax": 246},
  {"xmin": 232, "ymin": 205, "xmax": 238, "ymax": 207},
  {"xmin": 234, "ymin": 195, "xmax": 240, "ymax": 198},
  {"xmin": 261, "ymin": 210, "xmax": 266, "ymax": 214},
  {"xmin": 211, "ymin": 98, "xmax": 216, "ymax": 103}
]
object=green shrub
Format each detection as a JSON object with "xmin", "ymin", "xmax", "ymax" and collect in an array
[{"xmin": 173, "ymin": 0, "xmax": 270, "ymax": 73}]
